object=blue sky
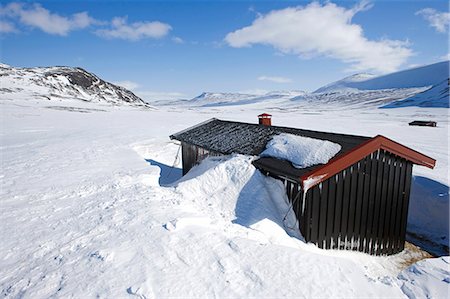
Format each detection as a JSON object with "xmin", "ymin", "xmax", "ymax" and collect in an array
[{"xmin": 1, "ymin": 0, "xmax": 449, "ymax": 100}]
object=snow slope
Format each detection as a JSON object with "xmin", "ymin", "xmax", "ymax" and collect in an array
[
  {"xmin": 0, "ymin": 63, "xmax": 150, "ymax": 107},
  {"xmin": 183, "ymin": 91, "xmax": 307, "ymax": 107},
  {"xmin": 1, "ymin": 97, "xmax": 449, "ymax": 298},
  {"xmin": 315, "ymin": 61, "xmax": 449, "ymax": 93},
  {"xmin": 382, "ymin": 79, "xmax": 449, "ymax": 108},
  {"xmin": 289, "ymin": 87, "xmax": 428, "ymax": 109},
  {"xmin": 314, "ymin": 72, "xmax": 376, "ymax": 93}
]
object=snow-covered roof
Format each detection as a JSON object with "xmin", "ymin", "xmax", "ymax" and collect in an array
[
  {"xmin": 261, "ymin": 133, "xmax": 342, "ymax": 169},
  {"xmin": 170, "ymin": 118, "xmax": 436, "ymax": 188},
  {"xmin": 170, "ymin": 118, "xmax": 370, "ymax": 177},
  {"xmin": 170, "ymin": 118, "xmax": 369, "ymax": 157}
]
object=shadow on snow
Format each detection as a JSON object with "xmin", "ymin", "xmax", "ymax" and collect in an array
[
  {"xmin": 407, "ymin": 176, "xmax": 449, "ymax": 256},
  {"xmin": 145, "ymin": 159, "xmax": 182, "ymax": 186}
]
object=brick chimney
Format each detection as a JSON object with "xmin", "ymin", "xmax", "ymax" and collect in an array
[{"xmin": 258, "ymin": 113, "xmax": 272, "ymax": 126}]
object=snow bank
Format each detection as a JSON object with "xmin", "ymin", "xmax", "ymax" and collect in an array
[
  {"xmin": 398, "ymin": 257, "xmax": 450, "ymax": 299},
  {"xmin": 261, "ymin": 133, "xmax": 342, "ymax": 168},
  {"xmin": 172, "ymin": 155, "xmax": 299, "ymax": 238},
  {"xmin": 408, "ymin": 176, "xmax": 449, "ymax": 250}
]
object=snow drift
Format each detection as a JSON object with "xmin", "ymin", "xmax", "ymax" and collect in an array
[{"xmin": 261, "ymin": 133, "xmax": 342, "ymax": 168}]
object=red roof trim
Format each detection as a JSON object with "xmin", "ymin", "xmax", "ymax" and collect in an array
[{"xmin": 300, "ymin": 135, "xmax": 435, "ymax": 190}]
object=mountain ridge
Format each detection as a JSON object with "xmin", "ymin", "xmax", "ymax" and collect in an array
[{"xmin": 0, "ymin": 63, "xmax": 150, "ymax": 108}]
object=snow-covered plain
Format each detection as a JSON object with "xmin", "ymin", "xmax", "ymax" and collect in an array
[{"xmin": 1, "ymin": 95, "xmax": 449, "ymax": 298}]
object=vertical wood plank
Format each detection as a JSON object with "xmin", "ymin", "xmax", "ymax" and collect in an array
[
  {"xmin": 354, "ymin": 158, "xmax": 366, "ymax": 251},
  {"xmin": 333, "ymin": 172, "xmax": 344, "ymax": 249},
  {"xmin": 394, "ymin": 159, "xmax": 406, "ymax": 252},
  {"xmin": 365, "ymin": 150, "xmax": 379, "ymax": 254},
  {"xmin": 310, "ymin": 186, "xmax": 321, "ymax": 245},
  {"xmin": 376, "ymin": 152, "xmax": 390, "ymax": 255},
  {"xmin": 341, "ymin": 168, "xmax": 352, "ymax": 249},
  {"xmin": 382, "ymin": 154, "xmax": 395, "ymax": 254},
  {"xmin": 326, "ymin": 176, "xmax": 336, "ymax": 249},
  {"xmin": 304, "ymin": 190, "xmax": 313, "ymax": 242},
  {"xmin": 398, "ymin": 162, "xmax": 413, "ymax": 251},
  {"xmin": 348, "ymin": 162, "xmax": 359, "ymax": 250},
  {"xmin": 297, "ymin": 185, "xmax": 306, "ymax": 237},
  {"xmin": 359, "ymin": 155, "xmax": 372, "ymax": 252},
  {"xmin": 388, "ymin": 156, "xmax": 401, "ymax": 255},
  {"xmin": 371, "ymin": 150, "xmax": 385, "ymax": 255},
  {"xmin": 318, "ymin": 180, "xmax": 329, "ymax": 248}
]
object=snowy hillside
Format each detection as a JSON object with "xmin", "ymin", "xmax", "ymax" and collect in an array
[
  {"xmin": 186, "ymin": 90, "xmax": 306, "ymax": 107},
  {"xmin": 382, "ymin": 79, "xmax": 450, "ymax": 108},
  {"xmin": 0, "ymin": 63, "xmax": 150, "ymax": 107},
  {"xmin": 189, "ymin": 92, "xmax": 257, "ymax": 106},
  {"xmin": 315, "ymin": 61, "xmax": 449, "ymax": 93},
  {"xmin": 288, "ymin": 88, "xmax": 427, "ymax": 109},
  {"xmin": 176, "ymin": 87, "xmax": 435, "ymax": 110},
  {"xmin": 314, "ymin": 73, "xmax": 376, "ymax": 93}
]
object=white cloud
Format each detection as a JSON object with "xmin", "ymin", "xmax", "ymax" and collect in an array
[
  {"xmin": 96, "ymin": 16, "xmax": 171, "ymax": 41},
  {"xmin": 258, "ymin": 75, "xmax": 292, "ymax": 83},
  {"xmin": 225, "ymin": 1, "xmax": 412, "ymax": 73},
  {"xmin": 0, "ymin": 20, "xmax": 18, "ymax": 33},
  {"xmin": 113, "ymin": 80, "xmax": 140, "ymax": 90},
  {"xmin": 172, "ymin": 36, "xmax": 184, "ymax": 44},
  {"xmin": 1, "ymin": 2, "xmax": 98, "ymax": 35},
  {"xmin": 416, "ymin": 8, "xmax": 450, "ymax": 33}
]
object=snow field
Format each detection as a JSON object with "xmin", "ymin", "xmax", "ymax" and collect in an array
[{"xmin": 0, "ymin": 101, "xmax": 449, "ymax": 298}]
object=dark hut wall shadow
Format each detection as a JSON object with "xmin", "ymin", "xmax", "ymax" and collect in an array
[
  {"xmin": 145, "ymin": 159, "xmax": 182, "ymax": 186},
  {"xmin": 407, "ymin": 176, "xmax": 449, "ymax": 256}
]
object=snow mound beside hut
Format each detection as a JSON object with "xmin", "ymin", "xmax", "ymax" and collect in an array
[{"xmin": 261, "ymin": 133, "xmax": 342, "ymax": 168}]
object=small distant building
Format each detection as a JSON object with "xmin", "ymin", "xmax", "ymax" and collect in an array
[
  {"xmin": 170, "ymin": 114, "xmax": 435, "ymax": 255},
  {"xmin": 409, "ymin": 120, "xmax": 437, "ymax": 127}
]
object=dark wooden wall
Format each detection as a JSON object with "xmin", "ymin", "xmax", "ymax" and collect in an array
[
  {"xmin": 181, "ymin": 142, "xmax": 222, "ymax": 175},
  {"xmin": 281, "ymin": 149, "xmax": 413, "ymax": 255}
]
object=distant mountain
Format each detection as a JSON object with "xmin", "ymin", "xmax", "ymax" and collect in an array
[
  {"xmin": 293, "ymin": 88, "xmax": 428, "ymax": 108},
  {"xmin": 188, "ymin": 90, "xmax": 306, "ymax": 107},
  {"xmin": 314, "ymin": 73, "xmax": 376, "ymax": 93},
  {"xmin": 381, "ymin": 79, "xmax": 449, "ymax": 108},
  {"xmin": 0, "ymin": 63, "xmax": 150, "ymax": 107},
  {"xmin": 315, "ymin": 61, "xmax": 449, "ymax": 93},
  {"xmin": 190, "ymin": 92, "xmax": 256, "ymax": 104},
  {"xmin": 255, "ymin": 90, "xmax": 307, "ymax": 99}
]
